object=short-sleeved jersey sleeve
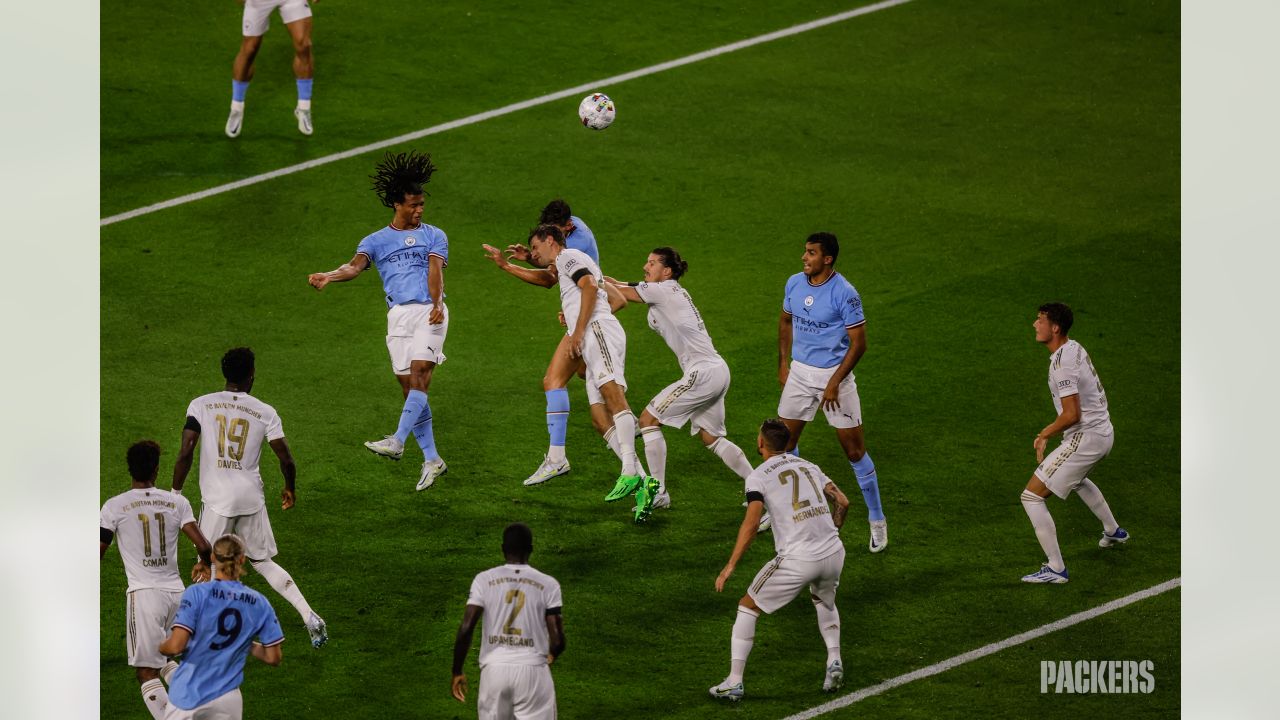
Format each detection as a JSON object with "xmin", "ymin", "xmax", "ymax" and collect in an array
[
  {"xmin": 782, "ymin": 275, "xmax": 800, "ymax": 315},
  {"xmin": 633, "ymin": 281, "xmax": 665, "ymax": 305},
  {"xmin": 545, "ymin": 577, "xmax": 564, "ymax": 612},
  {"xmin": 467, "ymin": 573, "xmax": 485, "ymax": 607},
  {"xmin": 838, "ymin": 283, "xmax": 865, "ymax": 328},
  {"xmin": 429, "ymin": 229, "xmax": 449, "ymax": 266},
  {"xmin": 557, "ymin": 252, "xmax": 587, "ymax": 283},
  {"xmin": 265, "ymin": 409, "xmax": 285, "ymax": 442},
  {"xmin": 177, "ymin": 495, "xmax": 197, "ymax": 526},
  {"xmin": 744, "ymin": 468, "xmax": 767, "ymax": 500},
  {"xmin": 355, "ymin": 233, "xmax": 378, "ymax": 267},
  {"xmin": 173, "ymin": 585, "xmax": 203, "ymax": 633},
  {"xmin": 1050, "ymin": 356, "xmax": 1081, "ymax": 398},
  {"xmin": 100, "ymin": 501, "xmax": 119, "ymax": 533},
  {"xmin": 254, "ymin": 604, "xmax": 286, "ymax": 647}
]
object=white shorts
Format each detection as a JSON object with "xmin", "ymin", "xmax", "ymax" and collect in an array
[
  {"xmin": 747, "ymin": 547, "xmax": 845, "ymax": 614},
  {"xmin": 387, "ymin": 302, "xmax": 449, "ymax": 375},
  {"xmin": 646, "ymin": 360, "xmax": 730, "ymax": 437},
  {"xmin": 242, "ymin": 0, "xmax": 311, "ymax": 37},
  {"xmin": 580, "ymin": 319, "xmax": 627, "ymax": 395},
  {"xmin": 165, "ymin": 688, "xmax": 242, "ymax": 720},
  {"xmin": 478, "ymin": 663, "xmax": 556, "ymax": 720},
  {"xmin": 778, "ymin": 361, "xmax": 862, "ymax": 429},
  {"xmin": 199, "ymin": 505, "xmax": 277, "ymax": 561},
  {"xmin": 1035, "ymin": 430, "xmax": 1115, "ymax": 500},
  {"xmin": 126, "ymin": 589, "xmax": 181, "ymax": 668}
]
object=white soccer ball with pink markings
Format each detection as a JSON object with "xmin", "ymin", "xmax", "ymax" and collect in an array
[{"xmin": 578, "ymin": 93, "xmax": 616, "ymax": 130}]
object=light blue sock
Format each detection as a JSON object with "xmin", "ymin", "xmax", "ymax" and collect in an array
[
  {"xmin": 411, "ymin": 395, "xmax": 439, "ymax": 461},
  {"xmin": 395, "ymin": 390, "xmax": 427, "ymax": 444},
  {"xmin": 546, "ymin": 389, "xmax": 569, "ymax": 447},
  {"xmin": 296, "ymin": 78, "xmax": 313, "ymax": 102},
  {"xmin": 232, "ymin": 80, "xmax": 250, "ymax": 102},
  {"xmin": 851, "ymin": 454, "xmax": 884, "ymax": 521}
]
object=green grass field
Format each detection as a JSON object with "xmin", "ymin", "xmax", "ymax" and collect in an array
[{"xmin": 100, "ymin": 1, "xmax": 1180, "ymax": 717}]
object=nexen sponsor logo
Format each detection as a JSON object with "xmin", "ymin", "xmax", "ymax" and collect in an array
[{"xmin": 1040, "ymin": 660, "xmax": 1154, "ymax": 694}]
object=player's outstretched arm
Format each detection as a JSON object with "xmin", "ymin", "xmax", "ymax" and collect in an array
[
  {"xmin": 451, "ymin": 605, "xmax": 483, "ymax": 702},
  {"xmin": 181, "ymin": 521, "xmax": 214, "ymax": 581},
  {"xmin": 482, "ymin": 244, "xmax": 557, "ymax": 287},
  {"xmin": 603, "ymin": 280, "xmax": 629, "ymax": 313},
  {"xmin": 716, "ymin": 499, "xmax": 765, "ymax": 592},
  {"xmin": 172, "ymin": 427, "xmax": 201, "ymax": 493},
  {"xmin": 268, "ymin": 438, "xmax": 298, "ymax": 510},
  {"xmin": 602, "ymin": 277, "xmax": 643, "ymax": 305},
  {"xmin": 308, "ymin": 253, "xmax": 369, "ymax": 290},
  {"xmin": 824, "ymin": 482, "xmax": 851, "ymax": 530},
  {"xmin": 545, "ymin": 611, "xmax": 565, "ymax": 664}
]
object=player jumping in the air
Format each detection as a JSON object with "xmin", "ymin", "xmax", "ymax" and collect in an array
[{"xmin": 225, "ymin": 0, "xmax": 317, "ymax": 137}]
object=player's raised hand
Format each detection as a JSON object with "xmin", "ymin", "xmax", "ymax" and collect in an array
[
  {"xmin": 281, "ymin": 488, "xmax": 296, "ymax": 510},
  {"xmin": 505, "ymin": 243, "xmax": 532, "ymax": 262},
  {"xmin": 308, "ymin": 272, "xmax": 331, "ymax": 290},
  {"xmin": 451, "ymin": 674, "xmax": 469, "ymax": 702},
  {"xmin": 481, "ymin": 244, "xmax": 509, "ymax": 268},
  {"xmin": 715, "ymin": 564, "xmax": 735, "ymax": 592}
]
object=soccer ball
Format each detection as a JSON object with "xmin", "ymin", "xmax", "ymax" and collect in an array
[{"xmin": 578, "ymin": 93, "xmax": 616, "ymax": 130}]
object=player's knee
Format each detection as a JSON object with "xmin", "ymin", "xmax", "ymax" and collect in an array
[
  {"xmin": 845, "ymin": 445, "xmax": 865, "ymax": 461},
  {"xmin": 1020, "ymin": 488, "xmax": 1045, "ymax": 505},
  {"xmin": 294, "ymin": 37, "xmax": 312, "ymax": 58}
]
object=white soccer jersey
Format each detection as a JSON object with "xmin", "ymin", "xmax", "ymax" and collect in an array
[
  {"xmin": 633, "ymin": 280, "xmax": 723, "ymax": 372},
  {"xmin": 467, "ymin": 564, "xmax": 563, "ymax": 668},
  {"xmin": 745, "ymin": 455, "xmax": 843, "ymax": 561},
  {"xmin": 100, "ymin": 488, "xmax": 196, "ymax": 592},
  {"xmin": 185, "ymin": 391, "xmax": 285, "ymax": 516},
  {"xmin": 1048, "ymin": 340, "xmax": 1113, "ymax": 436},
  {"xmin": 555, "ymin": 249, "xmax": 612, "ymax": 331}
]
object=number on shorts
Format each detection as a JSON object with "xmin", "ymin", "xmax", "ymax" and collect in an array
[
  {"xmin": 502, "ymin": 589, "xmax": 526, "ymax": 636},
  {"xmin": 136, "ymin": 513, "xmax": 167, "ymax": 557},
  {"xmin": 778, "ymin": 468, "xmax": 824, "ymax": 511},
  {"xmin": 215, "ymin": 414, "xmax": 251, "ymax": 461},
  {"xmin": 208, "ymin": 608, "xmax": 243, "ymax": 650}
]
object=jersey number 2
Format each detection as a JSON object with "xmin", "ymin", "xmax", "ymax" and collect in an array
[
  {"xmin": 503, "ymin": 589, "xmax": 526, "ymax": 636},
  {"xmin": 778, "ymin": 468, "xmax": 823, "ymax": 511}
]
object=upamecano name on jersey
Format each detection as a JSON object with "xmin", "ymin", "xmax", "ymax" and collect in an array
[
  {"xmin": 486, "ymin": 576, "xmax": 546, "ymax": 591},
  {"xmin": 204, "ymin": 401, "xmax": 264, "ymax": 420},
  {"xmin": 488, "ymin": 634, "xmax": 536, "ymax": 648}
]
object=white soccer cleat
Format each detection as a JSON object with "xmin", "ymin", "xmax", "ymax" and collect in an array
[
  {"xmin": 757, "ymin": 512, "xmax": 773, "ymax": 533},
  {"xmin": 364, "ymin": 435, "xmax": 404, "ymax": 460},
  {"xmin": 523, "ymin": 455, "xmax": 570, "ymax": 486},
  {"xmin": 1021, "ymin": 564, "xmax": 1069, "ymax": 584},
  {"xmin": 225, "ymin": 107, "xmax": 244, "ymax": 138},
  {"xmin": 1099, "ymin": 527, "xmax": 1130, "ymax": 547},
  {"xmin": 869, "ymin": 519, "xmax": 888, "ymax": 553},
  {"xmin": 823, "ymin": 659, "xmax": 844, "ymax": 692},
  {"xmin": 294, "ymin": 107, "xmax": 313, "ymax": 136},
  {"xmin": 708, "ymin": 680, "xmax": 744, "ymax": 702},
  {"xmin": 306, "ymin": 612, "xmax": 328, "ymax": 649},
  {"xmin": 417, "ymin": 459, "xmax": 447, "ymax": 491}
]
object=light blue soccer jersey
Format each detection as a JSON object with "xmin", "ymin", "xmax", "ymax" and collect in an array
[
  {"xmin": 566, "ymin": 215, "xmax": 599, "ymax": 265},
  {"xmin": 782, "ymin": 271, "xmax": 865, "ymax": 368},
  {"xmin": 356, "ymin": 223, "xmax": 449, "ymax": 308},
  {"xmin": 167, "ymin": 580, "xmax": 284, "ymax": 711}
]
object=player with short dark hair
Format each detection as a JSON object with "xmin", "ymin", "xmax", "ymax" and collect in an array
[
  {"xmin": 225, "ymin": 0, "xmax": 317, "ymax": 138},
  {"xmin": 308, "ymin": 151, "xmax": 451, "ymax": 491}
]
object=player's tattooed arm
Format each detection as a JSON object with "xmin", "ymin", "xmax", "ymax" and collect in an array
[
  {"xmin": 308, "ymin": 253, "xmax": 370, "ymax": 290},
  {"xmin": 824, "ymin": 482, "xmax": 850, "ymax": 530}
]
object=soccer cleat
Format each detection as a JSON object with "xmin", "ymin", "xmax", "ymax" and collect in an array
[
  {"xmin": 294, "ymin": 107, "xmax": 313, "ymax": 136},
  {"xmin": 632, "ymin": 491, "xmax": 671, "ymax": 513},
  {"xmin": 823, "ymin": 660, "xmax": 844, "ymax": 692},
  {"xmin": 708, "ymin": 680, "xmax": 744, "ymax": 702},
  {"xmin": 364, "ymin": 435, "xmax": 404, "ymax": 460},
  {"xmin": 869, "ymin": 519, "xmax": 889, "ymax": 553},
  {"xmin": 416, "ymin": 459, "xmax": 447, "ymax": 491},
  {"xmin": 225, "ymin": 107, "xmax": 244, "ymax": 138},
  {"xmin": 523, "ymin": 455, "xmax": 570, "ymax": 486},
  {"xmin": 633, "ymin": 477, "xmax": 661, "ymax": 523},
  {"xmin": 306, "ymin": 612, "xmax": 328, "ymax": 649},
  {"xmin": 1021, "ymin": 564, "xmax": 1070, "ymax": 584},
  {"xmin": 604, "ymin": 474, "xmax": 643, "ymax": 502},
  {"xmin": 757, "ymin": 512, "xmax": 773, "ymax": 533},
  {"xmin": 1099, "ymin": 527, "xmax": 1130, "ymax": 547}
]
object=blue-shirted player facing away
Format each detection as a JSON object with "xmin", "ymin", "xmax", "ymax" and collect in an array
[
  {"xmin": 308, "ymin": 151, "xmax": 450, "ymax": 492},
  {"xmin": 778, "ymin": 232, "xmax": 888, "ymax": 552},
  {"xmin": 160, "ymin": 533, "xmax": 283, "ymax": 720}
]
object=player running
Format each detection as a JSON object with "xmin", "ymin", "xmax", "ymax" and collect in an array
[
  {"xmin": 172, "ymin": 347, "xmax": 328, "ymax": 648},
  {"xmin": 308, "ymin": 150, "xmax": 450, "ymax": 491},
  {"xmin": 100, "ymin": 440, "xmax": 212, "ymax": 720}
]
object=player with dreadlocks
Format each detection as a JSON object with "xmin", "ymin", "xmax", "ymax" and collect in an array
[{"xmin": 308, "ymin": 150, "xmax": 452, "ymax": 491}]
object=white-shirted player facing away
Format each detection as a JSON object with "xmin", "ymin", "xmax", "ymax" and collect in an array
[
  {"xmin": 1020, "ymin": 303, "xmax": 1128, "ymax": 583},
  {"xmin": 711, "ymin": 419, "xmax": 851, "ymax": 701},
  {"xmin": 452, "ymin": 523, "xmax": 566, "ymax": 720},
  {"xmin": 605, "ymin": 248, "xmax": 757, "ymax": 523},
  {"xmin": 100, "ymin": 440, "xmax": 212, "ymax": 720},
  {"xmin": 171, "ymin": 347, "xmax": 329, "ymax": 647}
]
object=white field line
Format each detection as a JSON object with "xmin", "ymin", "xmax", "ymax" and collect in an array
[
  {"xmin": 779, "ymin": 577, "xmax": 1182, "ymax": 720},
  {"xmin": 100, "ymin": 0, "xmax": 915, "ymax": 227}
]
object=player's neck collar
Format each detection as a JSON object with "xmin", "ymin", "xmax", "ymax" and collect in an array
[
  {"xmin": 806, "ymin": 270, "xmax": 838, "ymax": 287},
  {"xmin": 389, "ymin": 221, "xmax": 422, "ymax": 231}
]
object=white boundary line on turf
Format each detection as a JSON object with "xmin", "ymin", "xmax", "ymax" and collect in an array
[
  {"xmin": 100, "ymin": 0, "xmax": 914, "ymax": 227},
  {"xmin": 779, "ymin": 577, "xmax": 1182, "ymax": 720}
]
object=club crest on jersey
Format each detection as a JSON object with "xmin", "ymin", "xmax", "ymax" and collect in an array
[
  {"xmin": 405, "ymin": 237, "xmax": 417, "ymax": 246},
  {"xmin": 804, "ymin": 295, "xmax": 815, "ymax": 308}
]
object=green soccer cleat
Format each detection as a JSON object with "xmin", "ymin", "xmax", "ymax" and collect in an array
[
  {"xmin": 604, "ymin": 474, "xmax": 643, "ymax": 502},
  {"xmin": 633, "ymin": 477, "xmax": 661, "ymax": 523}
]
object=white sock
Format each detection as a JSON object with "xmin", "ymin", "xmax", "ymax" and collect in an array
[
  {"xmin": 611, "ymin": 411, "xmax": 643, "ymax": 476},
  {"xmin": 708, "ymin": 437, "xmax": 753, "ymax": 479},
  {"xmin": 231, "ymin": 100, "xmax": 245, "ymax": 112},
  {"xmin": 297, "ymin": 98, "xmax": 312, "ymax": 111},
  {"xmin": 1021, "ymin": 490, "xmax": 1064, "ymax": 572},
  {"xmin": 547, "ymin": 444, "xmax": 567, "ymax": 465},
  {"xmin": 160, "ymin": 660, "xmax": 179, "ymax": 685},
  {"xmin": 603, "ymin": 426, "xmax": 624, "ymax": 462},
  {"xmin": 252, "ymin": 559, "xmax": 315, "ymax": 622},
  {"xmin": 641, "ymin": 426, "xmax": 667, "ymax": 493},
  {"xmin": 140, "ymin": 679, "xmax": 168, "ymax": 720},
  {"xmin": 727, "ymin": 605, "xmax": 759, "ymax": 685},
  {"xmin": 814, "ymin": 601, "xmax": 841, "ymax": 664},
  {"xmin": 1075, "ymin": 478, "xmax": 1119, "ymax": 533}
]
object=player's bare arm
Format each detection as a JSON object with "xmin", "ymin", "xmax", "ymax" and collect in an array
[
  {"xmin": 778, "ymin": 310, "xmax": 793, "ymax": 386},
  {"xmin": 182, "ymin": 521, "xmax": 214, "ymax": 582},
  {"xmin": 603, "ymin": 280, "xmax": 628, "ymax": 313},
  {"xmin": 822, "ymin": 324, "xmax": 866, "ymax": 411},
  {"xmin": 100, "ymin": 529, "xmax": 113, "ymax": 560},
  {"xmin": 249, "ymin": 640, "xmax": 283, "ymax": 666},
  {"xmin": 450, "ymin": 604, "xmax": 484, "ymax": 702},
  {"xmin": 308, "ymin": 252, "xmax": 370, "ymax": 290},
  {"xmin": 716, "ymin": 499, "xmax": 765, "ymax": 592},
  {"xmin": 268, "ymin": 437, "xmax": 298, "ymax": 510},
  {"xmin": 428, "ymin": 255, "xmax": 446, "ymax": 324},
  {"xmin": 824, "ymin": 481, "xmax": 851, "ymax": 529},
  {"xmin": 545, "ymin": 612, "xmax": 565, "ymax": 665},
  {"xmin": 602, "ymin": 276, "xmax": 644, "ymax": 305},
  {"xmin": 171, "ymin": 427, "xmax": 201, "ymax": 493},
  {"xmin": 482, "ymin": 244, "xmax": 558, "ymax": 287},
  {"xmin": 568, "ymin": 274, "xmax": 600, "ymax": 358},
  {"xmin": 1034, "ymin": 394, "xmax": 1082, "ymax": 462},
  {"xmin": 159, "ymin": 626, "xmax": 191, "ymax": 657}
]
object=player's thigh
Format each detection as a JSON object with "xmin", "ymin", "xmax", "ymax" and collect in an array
[
  {"xmin": 544, "ymin": 335, "xmax": 578, "ymax": 389},
  {"xmin": 1034, "ymin": 432, "xmax": 1111, "ymax": 500},
  {"xmin": 198, "ymin": 509, "xmax": 235, "ymax": 544},
  {"xmin": 234, "ymin": 507, "xmax": 279, "ymax": 562},
  {"xmin": 127, "ymin": 589, "xmax": 181, "ymax": 668},
  {"xmin": 512, "ymin": 665, "xmax": 557, "ymax": 720},
  {"xmin": 581, "ymin": 320, "xmax": 627, "ymax": 392},
  {"xmin": 746, "ymin": 557, "xmax": 809, "ymax": 614},
  {"xmin": 808, "ymin": 547, "xmax": 846, "ymax": 610},
  {"xmin": 478, "ymin": 665, "xmax": 516, "ymax": 720},
  {"xmin": 409, "ymin": 304, "xmax": 448, "ymax": 365},
  {"xmin": 820, "ymin": 373, "xmax": 863, "ymax": 429},
  {"xmin": 778, "ymin": 362, "xmax": 821, "ymax": 422},
  {"xmin": 241, "ymin": 0, "xmax": 282, "ymax": 37},
  {"xmin": 687, "ymin": 364, "xmax": 731, "ymax": 438}
]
